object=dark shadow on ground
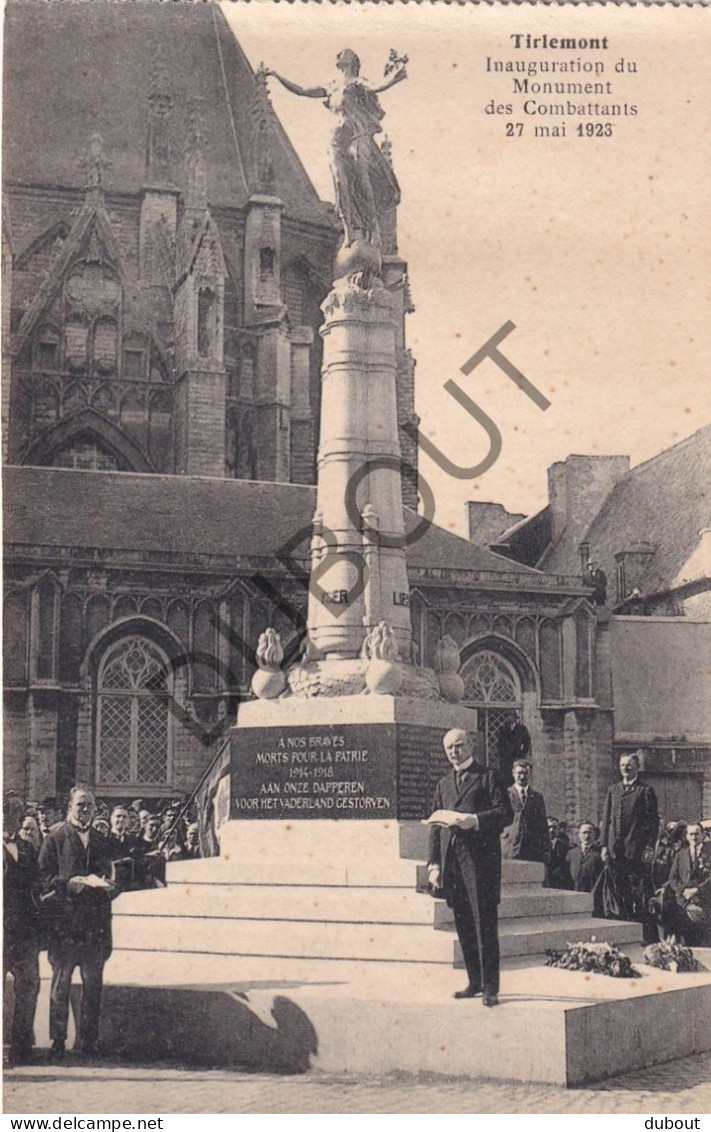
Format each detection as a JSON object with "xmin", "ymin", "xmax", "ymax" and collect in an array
[{"xmin": 94, "ymin": 986, "xmax": 319, "ymax": 1072}]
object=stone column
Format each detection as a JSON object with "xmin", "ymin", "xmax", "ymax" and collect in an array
[{"xmin": 306, "ymin": 277, "xmax": 412, "ymax": 660}]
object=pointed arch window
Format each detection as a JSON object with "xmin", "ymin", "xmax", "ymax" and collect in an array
[
  {"xmin": 463, "ymin": 651, "xmax": 520, "ymax": 706},
  {"xmin": 197, "ymin": 287, "xmax": 216, "ymax": 358},
  {"xmin": 64, "ymin": 261, "xmax": 122, "ymax": 376},
  {"xmin": 284, "ymin": 261, "xmax": 307, "ymax": 326},
  {"xmin": 31, "ymin": 575, "xmax": 59, "ymax": 682},
  {"xmin": 259, "ymin": 247, "xmax": 275, "ymax": 280},
  {"xmin": 96, "ymin": 635, "xmax": 172, "ymax": 787},
  {"xmin": 461, "ymin": 649, "xmax": 522, "ymax": 766}
]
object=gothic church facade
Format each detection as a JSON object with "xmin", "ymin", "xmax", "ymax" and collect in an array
[{"xmin": 4, "ymin": 1, "xmax": 707, "ymax": 829}]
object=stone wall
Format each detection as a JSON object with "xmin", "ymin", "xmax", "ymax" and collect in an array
[{"xmin": 610, "ymin": 617, "xmax": 711, "ymax": 743}]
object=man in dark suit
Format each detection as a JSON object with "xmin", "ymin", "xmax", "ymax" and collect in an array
[
  {"xmin": 600, "ymin": 752, "xmax": 659, "ymax": 938},
  {"xmin": 3, "ymin": 794, "xmax": 42, "ymax": 1066},
  {"xmin": 501, "ymin": 759, "xmax": 549, "ymax": 863},
  {"xmin": 585, "ymin": 560, "xmax": 607, "ymax": 606},
  {"xmin": 567, "ymin": 821, "xmax": 604, "ymax": 893},
  {"xmin": 38, "ymin": 784, "xmax": 115, "ymax": 1059},
  {"xmin": 660, "ymin": 823, "xmax": 711, "ymax": 944},
  {"xmin": 107, "ymin": 806, "xmax": 140, "ymax": 890},
  {"xmin": 427, "ymin": 729, "xmax": 513, "ymax": 1007},
  {"xmin": 37, "ymin": 797, "xmax": 62, "ymax": 840}
]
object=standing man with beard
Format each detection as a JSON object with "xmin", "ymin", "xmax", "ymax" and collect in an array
[
  {"xmin": 427, "ymin": 730, "xmax": 513, "ymax": 1007},
  {"xmin": 38, "ymin": 785, "xmax": 115, "ymax": 1059}
]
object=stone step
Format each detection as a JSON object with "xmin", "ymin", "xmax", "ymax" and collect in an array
[
  {"xmin": 434, "ymin": 888, "xmax": 593, "ymax": 925},
  {"xmin": 174, "ymin": 821, "xmax": 546, "ymax": 889},
  {"xmin": 167, "ymin": 854, "xmax": 547, "ymax": 890},
  {"xmin": 115, "ymin": 880, "xmax": 592, "ymax": 925},
  {"xmin": 166, "ymin": 854, "xmax": 418, "ymax": 889},
  {"xmin": 37, "ymin": 948, "xmax": 556, "ymax": 988},
  {"xmin": 116, "ymin": 884, "xmax": 435, "ymax": 925},
  {"xmin": 414, "ymin": 859, "xmax": 545, "ymax": 891},
  {"xmin": 113, "ymin": 905, "xmax": 639, "ymax": 965},
  {"xmin": 460, "ymin": 914, "xmax": 642, "ymax": 963},
  {"xmin": 112, "ymin": 914, "xmax": 454, "ymax": 964}
]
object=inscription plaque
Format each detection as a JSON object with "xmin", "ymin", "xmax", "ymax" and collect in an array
[
  {"xmin": 230, "ymin": 721, "xmax": 453, "ymax": 819},
  {"xmin": 231, "ymin": 724, "xmax": 398, "ymax": 820},
  {"xmin": 397, "ymin": 724, "xmax": 450, "ymax": 819}
]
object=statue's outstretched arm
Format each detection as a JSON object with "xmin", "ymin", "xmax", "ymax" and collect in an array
[
  {"xmin": 266, "ymin": 70, "xmax": 327, "ymax": 99},
  {"xmin": 372, "ymin": 68, "xmax": 408, "ymax": 95}
]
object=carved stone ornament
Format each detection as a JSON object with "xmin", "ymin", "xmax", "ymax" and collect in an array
[
  {"xmin": 362, "ymin": 620, "xmax": 402, "ymax": 695},
  {"xmin": 320, "ymin": 273, "xmax": 390, "ymax": 321},
  {"xmin": 252, "ymin": 627, "xmax": 287, "ymax": 700},
  {"xmin": 433, "ymin": 635, "xmax": 461, "ymax": 675}
]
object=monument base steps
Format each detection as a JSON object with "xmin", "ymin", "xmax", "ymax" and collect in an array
[
  {"xmin": 35, "ymin": 819, "xmax": 706, "ymax": 1085},
  {"xmin": 29, "ymin": 950, "xmax": 711, "ymax": 1086},
  {"xmin": 112, "ymin": 821, "xmax": 642, "ymax": 964}
]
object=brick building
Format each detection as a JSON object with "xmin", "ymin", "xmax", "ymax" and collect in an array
[
  {"xmin": 3, "ymin": 0, "xmax": 708, "ymax": 827},
  {"xmin": 470, "ymin": 428, "xmax": 711, "ymax": 820}
]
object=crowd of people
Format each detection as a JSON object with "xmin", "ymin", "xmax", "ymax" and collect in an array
[
  {"xmin": 3, "ymin": 786, "xmax": 199, "ymax": 1066},
  {"xmin": 4, "ymin": 751, "xmax": 711, "ymax": 1063},
  {"xmin": 5, "ymin": 792, "xmax": 199, "ymax": 887},
  {"xmin": 501, "ymin": 754, "xmax": 711, "ymax": 946}
]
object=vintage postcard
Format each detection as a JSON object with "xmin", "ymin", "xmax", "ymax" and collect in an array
[{"xmin": 3, "ymin": 0, "xmax": 710, "ymax": 1119}]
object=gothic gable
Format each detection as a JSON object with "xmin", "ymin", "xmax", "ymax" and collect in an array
[
  {"xmin": 13, "ymin": 198, "xmax": 128, "ymax": 361},
  {"xmin": 14, "ymin": 219, "xmax": 71, "ymax": 273},
  {"xmin": 23, "ymin": 408, "xmax": 155, "ymax": 473}
]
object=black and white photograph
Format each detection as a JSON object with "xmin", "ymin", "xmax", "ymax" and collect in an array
[{"xmin": 2, "ymin": 0, "xmax": 711, "ymax": 1118}]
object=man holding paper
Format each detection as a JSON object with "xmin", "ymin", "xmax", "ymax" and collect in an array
[
  {"xmin": 427, "ymin": 730, "xmax": 513, "ymax": 1007},
  {"xmin": 38, "ymin": 784, "xmax": 115, "ymax": 1058}
]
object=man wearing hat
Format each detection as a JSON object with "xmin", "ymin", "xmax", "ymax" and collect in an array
[{"xmin": 37, "ymin": 797, "xmax": 62, "ymax": 840}]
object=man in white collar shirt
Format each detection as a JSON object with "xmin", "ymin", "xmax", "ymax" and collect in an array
[
  {"xmin": 501, "ymin": 758, "xmax": 550, "ymax": 864},
  {"xmin": 427, "ymin": 730, "xmax": 513, "ymax": 1007},
  {"xmin": 600, "ymin": 753, "xmax": 659, "ymax": 939},
  {"xmin": 38, "ymin": 785, "xmax": 115, "ymax": 1059},
  {"xmin": 660, "ymin": 823, "xmax": 711, "ymax": 945}
]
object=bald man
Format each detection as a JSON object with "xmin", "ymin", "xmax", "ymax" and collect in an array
[{"xmin": 427, "ymin": 729, "xmax": 513, "ymax": 1006}]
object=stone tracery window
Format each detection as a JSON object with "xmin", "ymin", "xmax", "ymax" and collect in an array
[
  {"xmin": 461, "ymin": 649, "xmax": 522, "ymax": 765},
  {"xmin": 96, "ymin": 635, "xmax": 172, "ymax": 787},
  {"xmin": 63, "ymin": 261, "xmax": 121, "ymax": 376},
  {"xmin": 462, "ymin": 650, "xmax": 520, "ymax": 705}
]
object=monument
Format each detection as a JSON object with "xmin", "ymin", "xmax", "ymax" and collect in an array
[
  {"xmin": 228, "ymin": 51, "xmax": 476, "ymax": 828},
  {"xmin": 99, "ymin": 49, "xmax": 711, "ymax": 1088}
]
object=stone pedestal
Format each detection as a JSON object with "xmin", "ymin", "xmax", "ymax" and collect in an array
[{"xmin": 229, "ymin": 695, "xmax": 478, "ymax": 822}]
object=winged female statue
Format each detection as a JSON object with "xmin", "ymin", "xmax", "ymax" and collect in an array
[{"xmin": 266, "ymin": 50, "xmax": 407, "ymax": 250}]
